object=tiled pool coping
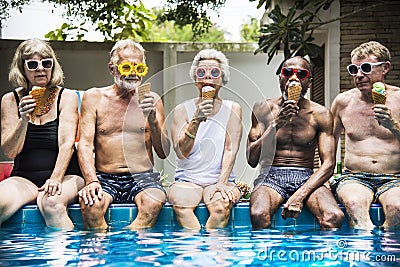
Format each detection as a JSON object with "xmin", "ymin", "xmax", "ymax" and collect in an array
[{"xmin": 2, "ymin": 203, "xmax": 384, "ymax": 229}]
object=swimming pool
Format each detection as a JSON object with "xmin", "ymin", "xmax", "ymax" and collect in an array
[
  {"xmin": 0, "ymin": 204, "xmax": 399, "ymax": 266},
  {"xmin": 0, "ymin": 225, "xmax": 399, "ymax": 266}
]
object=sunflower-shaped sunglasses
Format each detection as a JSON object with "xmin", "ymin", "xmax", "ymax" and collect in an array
[{"xmin": 115, "ymin": 62, "xmax": 148, "ymax": 77}]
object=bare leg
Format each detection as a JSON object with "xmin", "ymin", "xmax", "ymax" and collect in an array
[
  {"xmin": 79, "ymin": 191, "xmax": 113, "ymax": 230},
  {"xmin": 305, "ymin": 186, "xmax": 344, "ymax": 229},
  {"xmin": 0, "ymin": 177, "xmax": 38, "ymax": 226},
  {"xmin": 127, "ymin": 187, "xmax": 166, "ymax": 230},
  {"xmin": 167, "ymin": 182, "xmax": 203, "ymax": 229},
  {"xmin": 336, "ymin": 182, "xmax": 374, "ymax": 229},
  {"xmin": 250, "ymin": 185, "xmax": 284, "ymax": 229},
  {"xmin": 38, "ymin": 175, "xmax": 85, "ymax": 229},
  {"xmin": 203, "ymin": 182, "xmax": 241, "ymax": 229},
  {"xmin": 378, "ymin": 186, "xmax": 400, "ymax": 228}
]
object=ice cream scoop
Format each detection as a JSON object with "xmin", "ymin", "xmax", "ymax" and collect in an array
[
  {"xmin": 202, "ymin": 86, "xmax": 216, "ymax": 100},
  {"xmin": 372, "ymin": 82, "xmax": 386, "ymax": 104}
]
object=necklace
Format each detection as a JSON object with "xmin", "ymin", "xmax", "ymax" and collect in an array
[{"xmin": 35, "ymin": 87, "xmax": 58, "ymax": 116}]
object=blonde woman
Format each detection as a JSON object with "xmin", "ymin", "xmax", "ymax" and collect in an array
[{"xmin": 0, "ymin": 39, "xmax": 84, "ymax": 229}]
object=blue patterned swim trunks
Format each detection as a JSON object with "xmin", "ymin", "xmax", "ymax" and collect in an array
[
  {"xmin": 253, "ymin": 166, "xmax": 313, "ymax": 201},
  {"xmin": 330, "ymin": 170, "xmax": 400, "ymax": 202},
  {"xmin": 97, "ymin": 170, "xmax": 166, "ymax": 203}
]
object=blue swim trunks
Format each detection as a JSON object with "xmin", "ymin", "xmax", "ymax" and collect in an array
[
  {"xmin": 253, "ymin": 166, "xmax": 313, "ymax": 201},
  {"xmin": 97, "ymin": 170, "xmax": 166, "ymax": 203},
  {"xmin": 330, "ymin": 170, "xmax": 400, "ymax": 202}
]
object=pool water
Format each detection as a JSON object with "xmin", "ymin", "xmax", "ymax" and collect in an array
[{"xmin": 0, "ymin": 225, "xmax": 399, "ymax": 266}]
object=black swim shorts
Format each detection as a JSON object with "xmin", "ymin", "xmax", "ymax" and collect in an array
[{"xmin": 96, "ymin": 170, "xmax": 166, "ymax": 203}]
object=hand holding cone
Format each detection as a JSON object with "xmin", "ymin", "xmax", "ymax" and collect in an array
[
  {"xmin": 29, "ymin": 86, "xmax": 46, "ymax": 122},
  {"xmin": 137, "ymin": 82, "xmax": 151, "ymax": 102}
]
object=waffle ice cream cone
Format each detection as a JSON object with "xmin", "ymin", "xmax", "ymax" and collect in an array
[
  {"xmin": 202, "ymin": 86, "xmax": 216, "ymax": 100},
  {"xmin": 372, "ymin": 82, "xmax": 386, "ymax": 104},
  {"xmin": 288, "ymin": 82, "xmax": 302, "ymax": 104},
  {"xmin": 29, "ymin": 86, "xmax": 46, "ymax": 122},
  {"xmin": 137, "ymin": 82, "xmax": 151, "ymax": 102}
]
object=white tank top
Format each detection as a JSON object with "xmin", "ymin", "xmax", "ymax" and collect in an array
[{"xmin": 175, "ymin": 99, "xmax": 236, "ymax": 186}]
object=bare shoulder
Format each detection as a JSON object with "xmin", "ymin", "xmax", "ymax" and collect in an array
[
  {"xmin": 228, "ymin": 101, "xmax": 242, "ymax": 121},
  {"xmin": 387, "ymin": 84, "xmax": 400, "ymax": 96},
  {"xmin": 59, "ymin": 88, "xmax": 78, "ymax": 99},
  {"xmin": 252, "ymin": 98, "xmax": 278, "ymax": 115},
  {"xmin": 1, "ymin": 91, "xmax": 15, "ymax": 104},
  {"xmin": 173, "ymin": 101, "xmax": 186, "ymax": 116},
  {"xmin": 309, "ymin": 100, "xmax": 332, "ymax": 121},
  {"xmin": 332, "ymin": 88, "xmax": 358, "ymax": 106},
  {"xmin": 82, "ymin": 86, "xmax": 112, "ymax": 104},
  {"xmin": 230, "ymin": 101, "xmax": 242, "ymax": 113},
  {"xmin": 84, "ymin": 86, "xmax": 109, "ymax": 97}
]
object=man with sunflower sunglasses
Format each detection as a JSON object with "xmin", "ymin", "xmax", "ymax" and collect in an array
[
  {"xmin": 77, "ymin": 39, "xmax": 170, "ymax": 230},
  {"xmin": 330, "ymin": 41, "xmax": 400, "ymax": 229},
  {"xmin": 247, "ymin": 56, "xmax": 344, "ymax": 229}
]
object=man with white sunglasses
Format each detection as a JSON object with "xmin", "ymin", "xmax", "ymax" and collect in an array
[
  {"xmin": 248, "ymin": 56, "xmax": 344, "ymax": 229},
  {"xmin": 331, "ymin": 41, "xmax": 400, "ymax": 229}
]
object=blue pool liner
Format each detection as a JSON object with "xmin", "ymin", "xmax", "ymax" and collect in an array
[{"xmin": 3, "ymin": 203, "xmax": 384, "ymax": 229}]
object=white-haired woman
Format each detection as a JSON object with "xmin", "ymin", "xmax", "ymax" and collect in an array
[
  {"xmin": 0, "ymin": 39, "xmax": 84, "ymax": 229},
  {"xmin": 168, "ymin": 49, "xmax": 242, "ymax": 229}
]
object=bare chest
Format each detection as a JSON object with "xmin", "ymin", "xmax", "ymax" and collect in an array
[
  {"xmin": 96, "ymin": 98, "xmax": 147, "ymax": 136},
  {"xmin": 341, "ymin": 105, "xmax": 387, "ymax": 140},
  {"xmin": 276, "ymin": 115, "xmax": 318, "ymax": 148}
]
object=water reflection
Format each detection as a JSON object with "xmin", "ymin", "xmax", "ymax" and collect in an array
[{"xmin": 0, "ymin": 226, "xmax": 398, "ymax": 266}]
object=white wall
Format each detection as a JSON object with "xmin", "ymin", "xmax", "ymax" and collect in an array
[{"xmin": 0, "ymin": 40, "xmax": 304, "ymax": 187}]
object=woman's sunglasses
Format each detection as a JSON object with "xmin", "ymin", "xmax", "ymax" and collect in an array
[
  {"xmin": 25, "ymin": 58, "xmax": 53, "ymax": 71},
  {"xmin": 281, "ymin": 67, "xmax": 310, "ymax": 80},
  {"xmin": 346, "ymin": 62, "xmax": 385, "ymax": 76},
  {"xmin": 195, "ymin": 67, "xmax": 222, "ymax": 79}
]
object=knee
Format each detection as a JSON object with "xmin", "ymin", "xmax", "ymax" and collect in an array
[
  {"xmin": 41, "ymin": 196, "xmax": 66, "ymax": 216},
  {"xmin": 136, "ymin": 193, "xmax": 164, "ymax": 219},
  {"xmin": 250, "ymin": 205, "xmax": 272, "ymax": 228},
  {"xmin": 208, "ymin": 199, "xmax": 231, "ymax": 217},
  {"xmin": 79, "ymin": 197, "xmax": 104, "ymax": 216},
  {"xmin": 341, "ymin": 196, "xmax": 365, "ymax": 212},
  {"xmin": 173, "ymin": 205, "xmax": 194, "ymax": 217},
  {"xmin": 384, "ymin": 202, "xmax": 400, "ymax": 215},
  {"xmin": 138, "ymin": 188, "xmax": 166, "ymax": 207},
  {"xmin": 319, "ymin": 208, "xmax": 345, "ymax": 229}
]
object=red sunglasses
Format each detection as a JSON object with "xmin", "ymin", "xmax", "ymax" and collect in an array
[{"xmin": 281, "ymin": 67, "xmax": 310, "ymax": 80}]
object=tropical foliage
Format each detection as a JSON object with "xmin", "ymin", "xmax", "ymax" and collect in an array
[
  {"xmin": 45, "ymin": 0, "xmax": 155, "ymax": 41},
  {"xmin": 240, "ymin": 17, "xmax": 259, "ymax": 42},
  {"xmin": 146, "ymin": 8, "xmax": 226, "ymax": 42},
  {"xmin": 253, "ymin": 0, "xmax": 335, "ymax": 72}
]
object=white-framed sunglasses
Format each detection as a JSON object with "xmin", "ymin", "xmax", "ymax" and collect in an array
[
  {"xmin": 346, "ymin": 62, "xmax": 385, "ymax": 76},
  {"xmin": 25, "ymin": 58, "xmax": 54, "ymax": 71}
]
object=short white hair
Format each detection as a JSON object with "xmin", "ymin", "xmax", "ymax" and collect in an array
[
  {"xmin": 109, "ymin": 39, "xmax": 146, "ymax": 64},
  {"xmin": 189, "ymin": 49, "xmax": 230, "ymax": 85}
]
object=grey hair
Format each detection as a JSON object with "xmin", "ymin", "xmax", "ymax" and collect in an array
[
  {"xmin": 109, "ymin": 39, "xmax": 146, "ymax": 64},
  {"xmin": 189, "ymin": 49, "xmax": 230, "ymax": 85},
  {"xmin": 9, "ymin": 38, "xmax": 64, "ymax": 89}
]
